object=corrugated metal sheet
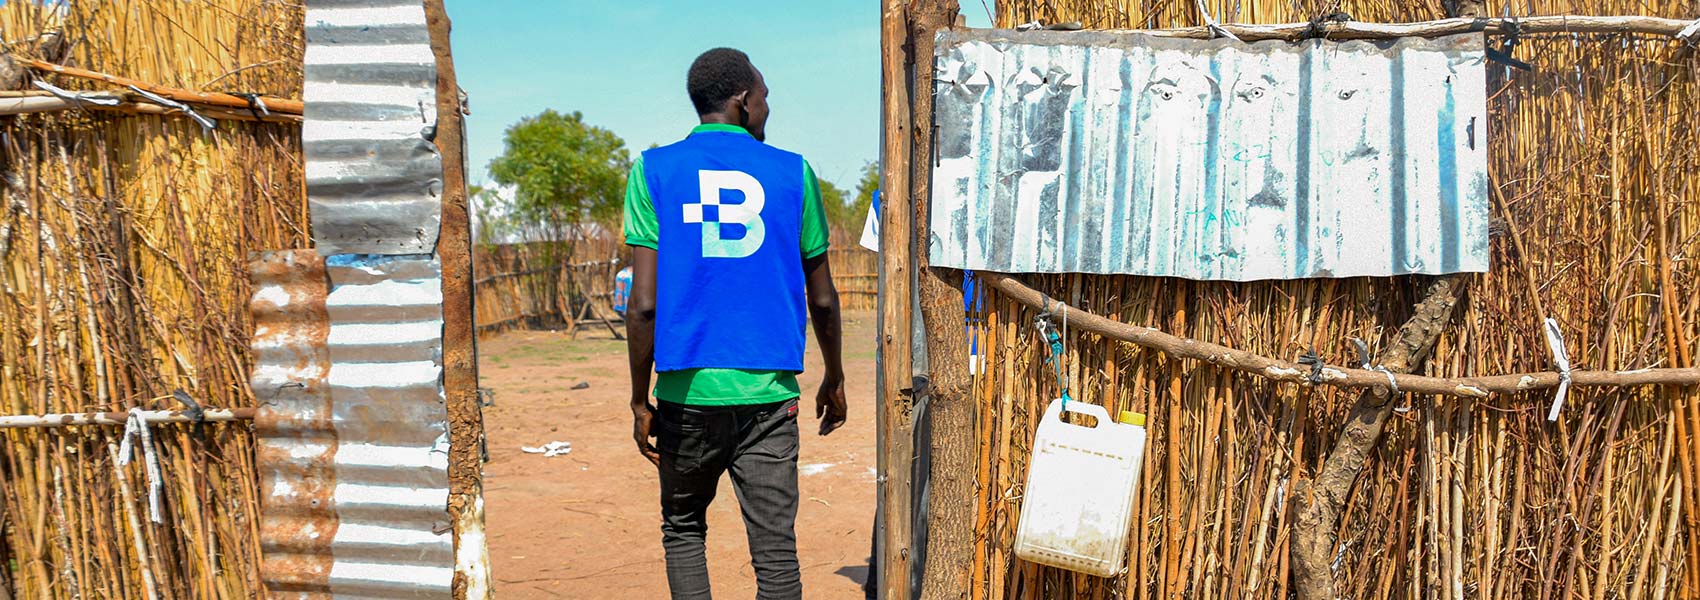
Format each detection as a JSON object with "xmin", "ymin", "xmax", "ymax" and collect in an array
[
  {"xmin": 253, "ymin": 250, "xmax": 453, "ymax": 598},
  {"xmin": 304, "ymin": 0, "xmax": 443, "ymax": 255},
  {"xmin": 929, "ymin": 29, "xmax": 1491, "ymax": 281}
]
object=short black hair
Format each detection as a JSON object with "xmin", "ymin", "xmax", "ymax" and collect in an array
[{"xmin": 687, "ymin": 48, "xmax": 758, "ymax": 116}]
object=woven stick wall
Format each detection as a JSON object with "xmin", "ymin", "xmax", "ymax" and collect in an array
[
  {"xmin": 831, "ymin": 227, "xmax": 879, "ymax": 311},
  {"xmin": 474, "ymin": 237, "xmax": 624, "ymax": 334},
  {"xmin": 0, "ymin": 1, "xmax": 304, "ymax": 596},
  {"xmin": 970, "ymin": 0, "xmax": 1698, "ymax": 598}
]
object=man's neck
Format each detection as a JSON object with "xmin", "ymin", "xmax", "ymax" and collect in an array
[{"xmin": 699, "ymin": 114, "xmax": 738, "ymax": 127}]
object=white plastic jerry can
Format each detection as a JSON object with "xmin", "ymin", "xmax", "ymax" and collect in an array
[{"xmin": 1013, "ymin": 398, "xmax": 1148, "ymax": 577}]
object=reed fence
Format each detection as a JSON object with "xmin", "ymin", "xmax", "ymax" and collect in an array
[
  {"xmin": 473, "ymin": 237, "xmax": 624, "ymax": 334},
  {"xmin": 952, "ymin": 0, "xmax": 1700, "ymax": 598},
  {"xmin": 831, "ymin": 227, "xmax": 879, "ymax": 311},
  {"xmin": 0, "ymin": 1, "xmax": 305, "ymax": 597},
  {"xmin": 472, "ymin": 227, "xmax": 878, "ymax": 335}
]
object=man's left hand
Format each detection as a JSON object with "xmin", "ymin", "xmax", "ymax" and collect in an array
[{"xmin": 815, "ymin": 377, "xmax": 847, "ymax": 436}]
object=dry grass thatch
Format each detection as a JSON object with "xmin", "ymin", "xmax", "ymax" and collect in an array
[
  {"xmin": 968, "ymin": 0, "xmax": 1699, "ymax": 598},
  {"xmin": 0, "ymin": 1, "xmax": 304, "ymax": 596}
]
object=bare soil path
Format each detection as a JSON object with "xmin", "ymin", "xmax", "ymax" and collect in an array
[{"xmin": 480, "ymin": 312, "xmax": 880, "ymax": 598}]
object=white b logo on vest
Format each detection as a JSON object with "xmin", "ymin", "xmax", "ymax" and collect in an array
[{"xmin": 686, "ymin": 170, "xmax": 767, "ymax": 258}]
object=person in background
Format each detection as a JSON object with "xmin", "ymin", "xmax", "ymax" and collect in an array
[
  {"xmin": 613, "ymin": 264, "xmax": 633, "ymax": 317},
  {"xmin": 622, "ymin": 47, "xmax": 847, "ymax": 600}
]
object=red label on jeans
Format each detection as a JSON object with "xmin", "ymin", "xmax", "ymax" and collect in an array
[{"xmin": 787, "ymin": 404, "xmax": 799, "ymax": 417}]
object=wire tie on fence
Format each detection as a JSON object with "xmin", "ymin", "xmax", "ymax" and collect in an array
[
  {"xmin": 32, "ymin": 78, "xmax": 120, "ymax": 108},
  {"xmin": 1543, "ymin": 318, "xmax": 1572, "ymax": 422},
  {"xmin": 118, "ymin": 408, "xmax": 165, "ymax": 524},
  {"xmin": 234, "ymin": 92, "xmax": 270, "ymax": 117},
  {"xmin": 1297, "ymin": 349, "xmax": 1326, "ymax": 384},
  {"xmin": 1374, "ymin": 366, "xmax": 1401, "ymax": 396},
  {"xmin": 1197, "ymin": 0, "xmax": 1242, "ymax": 41},
  {"xmin": 173, "ymin": 389, "xmax": 205, "ymax": 423},
  {"xmin": 126, "ymin": 85, "xmax": 216, "ymax": 131},
  {"xmin": 1678, "ymin": 18, "xmax": 1700, "ymax": 44},
  {"xmin": 1352, "ymin": 337, "xmax": 1404, "ymax": 405}
]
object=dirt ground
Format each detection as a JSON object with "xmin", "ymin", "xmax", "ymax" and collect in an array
[{"xmin": 479, "ymin": 311, "xmax": 880, "ymax": 598}]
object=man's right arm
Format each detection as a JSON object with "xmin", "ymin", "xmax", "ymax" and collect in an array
[{"xmin": 623, "ymin": 158, "xmax": 662, "ymax": 465}]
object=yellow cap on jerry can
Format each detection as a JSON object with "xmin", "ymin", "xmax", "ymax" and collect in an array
[{"xmin": 1119, "ymin": 411, "xmax": 1147, "ymax": 427}]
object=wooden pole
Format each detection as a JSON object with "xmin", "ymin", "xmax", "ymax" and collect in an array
[
  {"xmin": 878, "ymin": 0, "xmax": 917, "ymax": 598},
  {"xmin": 422, "ymin": 1, "xmax": 492, "ymax": 597},
  {"xmin": 0, "ymin": 408, "xmax": 254, "ymax": 429},
  {"xmin": 980, "ymin": 273, "xmax": 1700, "ymax": 397},
  {"xmin": 909, "ymin": 1, "xmax": 974, "ymax": 598},
  {"xmin": 23, "ymin": 58, "xmax": 303, "ymax": 114}
]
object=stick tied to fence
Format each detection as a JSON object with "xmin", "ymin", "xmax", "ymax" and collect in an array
[{"xmin": 979, "ymin": 272, "xmax": 1700, "ymax": 399}]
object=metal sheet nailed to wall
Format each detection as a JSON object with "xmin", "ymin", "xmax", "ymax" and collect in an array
[
  {"xmin": 253, "ymin": 251, "xmax": 453, "ymax": 597},
  {"xmin": 305, "ymin": 0, "xmax": 443, "ymax": 255},
  {"xmin": 929, "ymin": 29, "xmax": 1491, "ymax": 281}
]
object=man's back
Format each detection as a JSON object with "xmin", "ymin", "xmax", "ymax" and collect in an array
[{"xmin": 642, "ymin": 127, "xmax": 809, "ymax": 373}]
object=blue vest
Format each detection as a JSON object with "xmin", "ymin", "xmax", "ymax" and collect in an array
[{"xmin": 642, "ymin": 130, "xmax": 808, "ymax": 373}]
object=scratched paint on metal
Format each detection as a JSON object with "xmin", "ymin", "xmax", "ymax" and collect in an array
[
  {"xmin": 929, "ymin": 29, "xmax": 1491, "ymax": 281},
  {"xmin": 305, "ymin": 0, "xmax": 443, "ymax": 255},
  {"xmin": 253, "ymin": 251, "xmax": 453, "ymax": 598}
]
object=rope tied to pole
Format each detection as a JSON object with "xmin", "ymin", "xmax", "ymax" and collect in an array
[
  {"xmin": 1037, "ymin": 299, "xmax": 1072, "ymax": 411},
  {"xmin": 117, "ymin": 407, "xmax": 165, "ymax": 524}
]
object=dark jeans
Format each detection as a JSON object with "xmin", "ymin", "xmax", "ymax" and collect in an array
[{"xmin": 657, "ymin": 398, "xmax": 802, "ymax": 600}]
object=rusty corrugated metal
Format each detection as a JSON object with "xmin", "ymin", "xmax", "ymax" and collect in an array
[
  {"xmin": 252, "ymin": 250, "xmax": 339, "ymax": 594},
  {"xmin": 253, "ymin": 251, "xmax": 454, "ymax": 598},
  {"xmin": 929, "ymin": 29, "xmax": 1491, "ymax": 281},
  {"xmin": 304, "ymin": 0, "xmax": 443, "ymax": 255},
  {"xmin": 257, "ymin": 1, "xmax": 459, "ymax": 597}
]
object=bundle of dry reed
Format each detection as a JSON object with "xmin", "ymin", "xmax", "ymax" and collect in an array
[
  {"xmin": 0, "ymin": 1, "xmax": 304, "ymax": 597},
  {"xmin": 966, "ymin": 0, "xmax": 1699, "ymax": 598}
]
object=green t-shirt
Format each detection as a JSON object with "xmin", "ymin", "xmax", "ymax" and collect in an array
[{"xmin": 622, "ymin": 123, "xmax": 829, "ymax": 405}]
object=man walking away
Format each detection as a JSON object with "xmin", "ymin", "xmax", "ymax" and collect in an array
[{"xmin": 623, "ymin": 47, "xmax": 848, "ymax": 600}]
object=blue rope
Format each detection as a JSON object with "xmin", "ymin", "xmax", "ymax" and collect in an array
[{"xmin": 1038, "ymin": 301, "xmax": 1071, "ymax": 411}]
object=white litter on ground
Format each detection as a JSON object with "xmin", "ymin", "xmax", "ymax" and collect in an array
[
  {"xmin": 800, "ymin": 462, "xmax": 837, "ymax": 476},
  {"xmin": 521, "ymin": 441, "xmax": 573, "ymax": 457}
]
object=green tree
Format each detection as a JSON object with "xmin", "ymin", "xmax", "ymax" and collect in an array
[
  {"xmin": 469, "ymin": 184, "xmax": 517, "ymax": 247},
  {"xmin": 817, "ymin": 161, "xmax": 880, "ymax": 234},
  {"xmin": 850, "ymin": 161, "xmax": 879, "ymax": 225},
  {"xmin": 487, "ymin": 110, "xmax": 631, "ymax": 240},
  {"xmin": 820, "ymin": 177, "xmax": 854, "ymax": 231}
]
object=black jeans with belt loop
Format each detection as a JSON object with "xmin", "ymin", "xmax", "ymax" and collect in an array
[{"xmin": 656, "ymin": 398, "xmax": 802, "ymax": 600}]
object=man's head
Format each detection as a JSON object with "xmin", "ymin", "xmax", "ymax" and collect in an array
[{"xmin": 687, "ymin": 48, "xmax": 769, "ymax": 141}]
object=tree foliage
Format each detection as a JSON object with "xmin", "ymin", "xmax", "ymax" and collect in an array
[
  {"xmin": 820, "ymin": 177, "xmax": 853, "ymax": 230},
  {"xmin": 487, "ymin": 110, "xmax": 631, "ymax": 237},
  {"xmin": 470, "ymin": 184, "xmax": 517, "ymax": 246},
  {"xmin": 850, "ymin": 161, "xmax": 879, "ymax": 224},
  {"xmin": 820, "ymin": 161, "xmax": 881, "ymax": 233}
]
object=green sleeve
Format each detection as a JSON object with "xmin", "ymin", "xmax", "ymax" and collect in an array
[
  {"xmin": 801, "ymin": 160, "xmax": 829, "ymax": 259},
  {"xmin": 623, "ymin": 158, "xmax": 659, "ymax": 249}
]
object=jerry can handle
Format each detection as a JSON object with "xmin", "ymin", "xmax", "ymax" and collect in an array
[{"xmin": 1041, "ymin": 397, "xmax": 1112, "ymax": 429}]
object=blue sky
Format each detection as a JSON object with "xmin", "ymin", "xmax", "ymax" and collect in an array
[{"xmin": 447, "ymin": 1, "xmax": 995, "ymax": 190}]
